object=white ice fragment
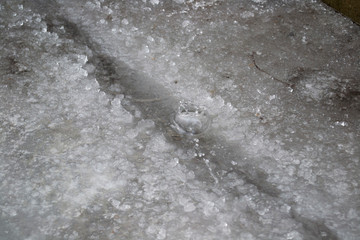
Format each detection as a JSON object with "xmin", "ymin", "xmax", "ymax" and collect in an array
[
  {"xmin": 293, "ymin": 159, "xmax": 300, "ymax": 165},
  {"xmin": 119, "ymin": 204, "xmax": 131, "ymax": 211},
  {"xmin": 302, "ymin": 36, "xmax": 308, "ymax": 44},
  {"xmin": 221, "ymin": 222, "xmax": 231, "ymax": 235},
  {"xmin": 269, "ymin": 95, "xmax": 276, "ymax": 100},
  {"xmin": 147, "ymin": 36, "xmax": 154, "ymax": 42},
  {"xmin": 94, "ymin": 162, "xmax": 106, "ymax": 173},
  {"xmin": 135, "ymin": 110, "xmax": 141, "ymax": 118},
  {"xmin": 207, "ymin": 225, "xmax": 217, "ymax": 233},
  {"xmin": 68, "ymin": 231, "xmax": 79, "ymax": 240},
  {"xmin": 170, "ymin": 158, "xmax": 179, "ymax": 167},
  {"xmin": 286, "ymin": 230, "xmax": 302, "ymax": 240},
  {"xmin": 150, "ymin": 0, "xmax": 160, "ymax": 5},
  {"xmin": 334, "ymin": 121, "xmax": 348, "ymax": 127},
  {"xmin": 7, "ymin": 208, "xmax": 17, "ymax": 217},
  {"xmin": 184, "ymin": 202, "xmax": 196, "ymax": 212},
  {"xmin": 15, "ymin": 21, "xmax": 23, "ymax": 28},
  {"xmin": 320, "ymin": 232, "xmax": 328, "ymax": 237},
  {"xmin": 241, "ymin": 11, "xmax": 254, "ymax": 18},
  {"xmin": 241, "ymin": 233, "xmax": 255, "ymax": 240},
  {"xmin": 347, "ymin": 208, "xmax": 358, "ymax": 219},
  {"xmin": 182, "ymin": 20, "xmax": 191, "ymax": 28},
  {"xmin": 157, "ymin": 228, "xmax": 166, "ymax": 240},
  {"xmin": 287, "ymin": 166, "xmax": 296, "ymax": 176},
  {"xmin": 179, "ymin": 196, "xmax": 196, "ymax": 212},
  {"xmin": 137, "ymin": 119, "xmax": 155, "ymax": 130},
  {"xmin": 85, "ymin": 84, "xmax": 92, "ymax": 90},
  {"xmin": 135, "ymin": 202, "xmax": 143, "ymax": 208},
  {"xmin": 281, "ymin": 204, "xmax": 291, "ymax": 213},
  {"xmin": 77, "ymin": 54, "xmax": 88, "ymax": 64},
  {"xmin": 8, "ymin": 114, "xmax": 20, "ymax": 125},
  {"xmin": 142, "ymin": 45, "xmax": 150, "ymax": 53},
  {"xmin": 187, "ymin": 170, "xmax": 195, "ymax": 180},
  {"xmin": 121, "ymin": 18, "xmax": 129, "ymax": 25},
  {"xmin": 110, "ymin": 199, "xmax": 121, "ymax": 209}
]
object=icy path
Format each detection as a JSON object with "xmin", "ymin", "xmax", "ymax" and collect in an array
[{"xmin": 1, "ymin": 0, "xmax": 359, "ymax": 239}]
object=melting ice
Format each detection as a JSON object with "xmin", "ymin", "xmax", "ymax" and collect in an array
[
  {"xmin": 0, "ymin": 0, "xmax": 359, "ymax": 239},
  {"xmin": 172, "ymin": 101, "xmax": 211, "ymax": 135}
]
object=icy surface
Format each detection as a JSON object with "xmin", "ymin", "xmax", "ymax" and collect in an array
[{"xmin": 1, "ymin": 0, "xmax": 359, "ymax": 239}]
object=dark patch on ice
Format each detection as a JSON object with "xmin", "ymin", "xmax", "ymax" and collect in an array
[
  {"xmin": 249, "ymin": 51, "xmax": 360, "ymax": 111},
  {"xmin": 2, "ymin": 56, "xmax": 30, "ymax": 75},
  {"xmin": 290, "ymin": 208, "xmax": 339, "ymax": 240},
  {"xmin": 288, "ymin": 68, "xmax": 360, "ymax": 110}
]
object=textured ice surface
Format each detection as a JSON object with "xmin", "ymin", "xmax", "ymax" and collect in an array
[{"xmin": 1, "ymin": 0, "xmax": 360, "ymax": 239}]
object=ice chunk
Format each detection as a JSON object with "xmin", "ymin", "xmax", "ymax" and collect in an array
[
  {"xmin": 172, "ymin": 101, "xmax": 211, "ymax": 135},
  {"xmin": 150, "ymin": 0, "xmax": 159, "ymax": 5},
  {"xmin": 241, "ymin": 11, "xmax": 255, "ymax": 19},
  {"xmin": 290, "ymin": 70, "xmax": 339, "ymax": 102},
  {"xmin": 121, "ymin": 18, "xmax": 129, "ymax": 25},
  {"xmin": 334, "ymin": 121, "xmax": 348, "ymax": 127}
]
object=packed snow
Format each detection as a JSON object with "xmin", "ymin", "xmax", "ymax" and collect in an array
[{"xmin": 0, "ymin": 0, "xmax": 359, "ymax": 239}]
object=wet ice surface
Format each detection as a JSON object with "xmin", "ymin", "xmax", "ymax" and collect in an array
[
  {"xmin": 172, "ymin": 101, "xmax": 211, "ymax": 135},
  {"xmin": 1, "ymin": 0, "xmax": 359, "ymax": 239}
]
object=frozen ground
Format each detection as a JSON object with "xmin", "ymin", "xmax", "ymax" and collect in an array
[{"xmin": 0, "ymin": 0, "xmax": 359, "ymax": 239}]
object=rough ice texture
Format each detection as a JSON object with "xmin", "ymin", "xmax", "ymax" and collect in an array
[{"xmin": 0, "ymin": 0, "xmax": 359, "ymax": 239}]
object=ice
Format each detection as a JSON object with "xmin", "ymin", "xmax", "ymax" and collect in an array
[
  {"xmin": 172, "ymin": 101, "xmax": 211, "ymax": 135},
  {"xmin": 1, "ymin": 0, "xmax": 360, "ymax": 239},
  {"xmin": 121, "ymin": 18, "xmax": 129, "ymax": 25}
]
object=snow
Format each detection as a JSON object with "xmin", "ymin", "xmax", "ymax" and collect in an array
[{"xmin": 1, "ymin": 0, "xmax": 359, "ymax": 239}]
